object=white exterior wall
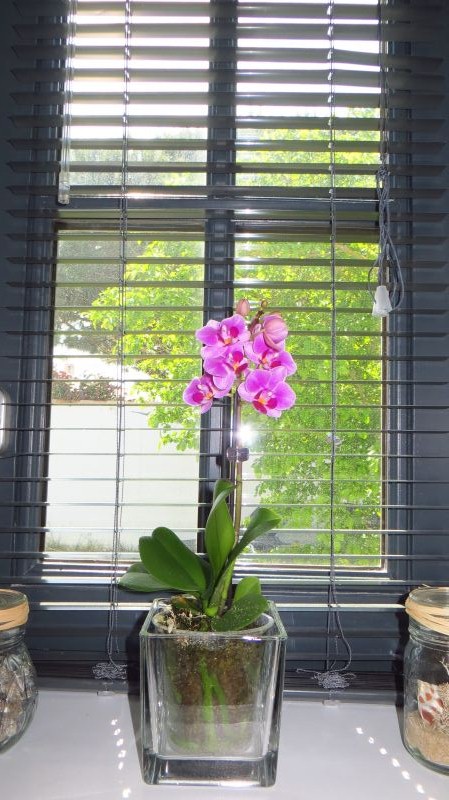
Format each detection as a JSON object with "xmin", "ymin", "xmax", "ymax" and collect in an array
[{"xmin": 46, "ymin": 404, "xmax": 200, "ymax": 551}]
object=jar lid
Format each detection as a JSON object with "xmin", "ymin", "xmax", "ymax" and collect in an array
[
  {"xmin": 0, "ymin": 590, "xmax": 29, "ymax": 631},
  {"xmin": 405, "ymin": 587, "xmax": 449, "ymax": 635}
]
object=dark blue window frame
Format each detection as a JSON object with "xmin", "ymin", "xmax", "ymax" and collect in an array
[{"xmin": 0, "ymin": 0, "xmax": 447, "ymax": 695}]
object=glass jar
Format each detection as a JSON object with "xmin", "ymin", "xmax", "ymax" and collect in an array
[
  {"xmin": 0, "ymin": 589, "xmax": 38, "ymax": 751},
  {"xmin": 404, "ymin": 587, "xmax": 449, "ymax": 773}
]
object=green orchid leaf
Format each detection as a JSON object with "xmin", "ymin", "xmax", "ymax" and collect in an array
[
  {"xmin": 231, "ymin": 506, "xmax": 282, "ymax": 561},
  {"xmin": 118, "ymin": 566, "xmax": 171, "ymax": 593},
  {"xmin": 234, "ymin": 576, "xmax": 263, "ymax": 603},
  {"xmin": 207, "ymin": 558, "xmax": 235, "ymax": 616},
  {"xmin": 210, "ymin": 593, "xmax": 269, "ymax": 632},
  {"xmin": 126, "ymin": 561, "xmax": 150, "ymax": 573},
  {"xmin": 199, "ymin": 554, "xmax": 212, "ymax": 586},
  {"xmin": 204, "ymin": 479, "xmax": 236, "ymax": 579},
  {"xmin": 139, "ymin": 527, "xmax": 207, "ymax": 594},
  {"xmin": 212, "ymin": 478, "xmax": 235, "ymax": 504}
]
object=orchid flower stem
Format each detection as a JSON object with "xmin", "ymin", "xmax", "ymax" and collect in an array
[
  {"xmin": 232, "ymin": 392, "xmax": 243, "ymax": 545},
  {"xmin": 234, "ymin": 460, "xmax": 243, "ymax": 546}
]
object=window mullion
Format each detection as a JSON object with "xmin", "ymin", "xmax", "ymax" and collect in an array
[{"xmin": 198, "ymin": 0, "xmax": 238, "ymax": 538}]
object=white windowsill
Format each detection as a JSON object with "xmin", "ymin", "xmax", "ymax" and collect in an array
[{"xmin": 1, "ymin": 690, "xmax": 447, "ymax": 799}]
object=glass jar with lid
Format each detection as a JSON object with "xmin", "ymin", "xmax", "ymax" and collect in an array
[
  {"xmin": 0, "ymin": 589, "xmax": 38, "ymax": 751},
  {"xmin": 404, "ymin": 587, "xmax": 449, "ymax": 773}
]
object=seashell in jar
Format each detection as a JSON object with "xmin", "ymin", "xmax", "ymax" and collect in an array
[{"xmin": 417, "ymin": 680, "xmax": 444, "ymax": 726}]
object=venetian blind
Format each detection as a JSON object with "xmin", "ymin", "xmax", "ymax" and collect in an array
[{"xmin": 1, "ymin": 0, "xmax": 448, "ymax": 686}]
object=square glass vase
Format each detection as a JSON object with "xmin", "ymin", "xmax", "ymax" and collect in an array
[{"xmin": 140, "ymin": 598, "xmax": 287, "ymax": 787}]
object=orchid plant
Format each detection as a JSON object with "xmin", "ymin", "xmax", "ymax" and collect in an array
[{"xmin": 119, "ymin": 300, "xmax": 296, "ymax": 631}]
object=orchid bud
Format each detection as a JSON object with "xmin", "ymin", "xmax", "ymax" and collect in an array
[
  {"xmin": 235, "ymin": 298, "xmax": 251, "ymax": 317},
  {"xmin": 262, "ymin": 314, "xmax": 288, "ymax": 351}
]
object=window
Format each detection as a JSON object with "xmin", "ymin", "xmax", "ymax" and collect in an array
[
  {"xmin": 50, "ymin": 0, "xmax": 385, "ymax": 570},
  {"xmin": 1, "ymin": 0, "xmax": 447, "ymax": 691}
]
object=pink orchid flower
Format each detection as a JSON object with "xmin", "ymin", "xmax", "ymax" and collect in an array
[
  {"xmin": 238, "ymin": 366, "xmax": 296, "ymax": 417},
  {"xmin": 185, "ymin": 304, "xmax": 296, "ymax": 418},
  {"xmin": 196, "ymin": 314, "xmax": 250, "ymax": 357},
  {"xmin": 203, "ymin": 344, "xmax": 249, "ymax": 393},
  {"xmin": 261, "ymin": 314, "xmax": 288, "ymax": 351},
  {"xmin": 183, "ymin": 374, "xmax": 228, "ymax": 414},
  {"xmin": 235, "ymin": 298, "xmax": 251, "ymax": 317},
  {"xmin": 245, "ymin": 333, "xmax": 297, "ymax": 376}
]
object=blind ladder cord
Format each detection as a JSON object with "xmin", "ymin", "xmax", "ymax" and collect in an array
[
  {"xmin": 297, "ymin": 1, "xmax": 354, "ymax": 691},
  {"xmin": 92, "ymin": 0, "xmax": 131, "ymax": 684}
]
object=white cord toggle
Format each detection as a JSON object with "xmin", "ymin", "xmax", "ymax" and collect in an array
[{"xmin": 372, "ymin": 285, "xmax": 392, "ymax": 317}]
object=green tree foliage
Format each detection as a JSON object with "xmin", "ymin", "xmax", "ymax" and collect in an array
[{"xmin": 86, "ymin": 238, "xmax": 206, "ymax": 450}]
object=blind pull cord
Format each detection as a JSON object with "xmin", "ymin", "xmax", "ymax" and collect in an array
[{"xmin": 370, "ymin": 51, "xmax": 404, "ymax": 317}]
